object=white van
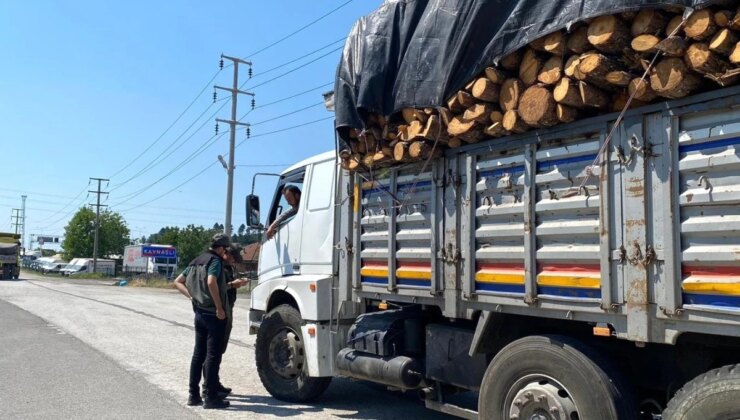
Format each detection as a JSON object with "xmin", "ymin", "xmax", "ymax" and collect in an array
[{"xmin": 61, "ymin": 258, "xmax": 115, "ymax": 276}]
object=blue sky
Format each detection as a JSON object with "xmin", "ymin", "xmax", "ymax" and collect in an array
[{"xmin": 0, "ymin": 0, "xmax": 378, "ymax": 248}]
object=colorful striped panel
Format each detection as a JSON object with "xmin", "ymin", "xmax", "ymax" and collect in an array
[
  {"xmin": 396, "ymin": 261, "xmax": 431, "ymax": 287},
  {"xmin": 682, "ymin": 266, "xmax": 740, "ymax": 309},
  {"xmin": 537, "ymin": 264, "xmax": 601, "ymax": 298},
  {"xmin": 475, "ymin": 264, "xmax": 525, "ymax": 294},
  {"xmin": 360, "ymin": 260, "xmax": 388, "ymax": 285}
]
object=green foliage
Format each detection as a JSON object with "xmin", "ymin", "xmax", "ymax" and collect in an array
[{"xmin": 62, "ymin": 207, "xmax": 131, "ymax": 261}]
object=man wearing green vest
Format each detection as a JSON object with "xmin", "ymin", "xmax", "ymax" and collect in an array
[{"xmin": 174, "ymin": 233, "xmax": 231, "ymax": 409}]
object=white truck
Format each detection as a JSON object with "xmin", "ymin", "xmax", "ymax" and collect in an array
[
  {"xmin": 246, "ymin": 85, "xmax": 740, "ymax": 419},
  {"xmin": 122, "ymin": 244, "xmax": 177, "ymax": 278},
  {"xmin": 60, "ymin": 258, "xmax": 115, "ymax": 276}
]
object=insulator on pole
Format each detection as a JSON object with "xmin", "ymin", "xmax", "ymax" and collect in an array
[
  {"xmin": 219, "ymin": 58, "xmax": 224, "ymax": 69},
  {"xmin": 213, "ymin": 91, "xmax": 217, "ymax": 103},
  {"xmin": 251, "ymin": 98, "xmax": 256, "ymax": 109},
  {"xmin": 248, "ymin": 66, "xmax": 253, "ymax": 78},
  {"xmin": 246, "ymin": 126, "xmax": 251, "ymax": 138},
  {"xmin": 215, "ymin": 122, "xmax": 219, "ymax": 135}
]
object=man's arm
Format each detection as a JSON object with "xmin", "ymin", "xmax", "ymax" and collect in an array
[
  {"xmin": 207, "ymin": 274, "xmax": 226, "ymax": 320},
  {"xmin": 266, "ymin": 206, "xmax": 298, "ymax": 239},
  {"xmin": 174, "ymin": 273, "xmax": 191, "ymax": 299}
]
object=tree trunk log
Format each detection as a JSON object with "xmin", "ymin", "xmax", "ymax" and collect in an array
[
  {"xmin": 611, "ymin": 90, "xmax": 648, "ymax": 112},
  {"xmin": 485, "ymin": 67, "xmax": 507, "ymax": 84},
  {"xmin": 447, "ymin": 116, "xmax": 477, "ymax": 136},
  {"xmin": 448, "ymin": 137, "xmax": 463, "ymax": 148},
  {"xmin": 709, "ymin": 28, "xmax": 738, "ymax": 54},
  {"xmin": 538, "ymin": 56, "xmax": 564, "ymax": 85},
  {"xmin": 463, "ymin": 103, "xmax": 497, "ymax": 123},
  {"xmin": 631, "ymin": 9, "xmax": 668, "ymax": 36},
  {"xmin": 685, "ymin": 9, "xmax": 717, "ymax": 40},
  {"xmin": 502, "ymin": 110, "xmax": 530, "ymax": 133},
  {"xmin": 578, "ymin": 52, "xmax": 624, "ymax": 89},
  {"xmin": 484, "ymin": 111, "xmax": 507, "ymax": 137},
  {"xmin": 406, "ymin": 120, "xmax": 425, "ymax": 141},
  {"xmin": 447, "ymin": 94, "xmax": 465, "ymax": 113},
  {"xmin": 567, "ymin": 26, "xmax": 591, "ymax": 54},
  {"xmin": 438, "ymin": 108, "xmax": 452, "ymax": 127},
  {"xmin": 655, "ymin": 36, "xmax": 687, "ymax": 57},
  {"xmin": 564, "ymin": 55, "xmax": 581, "ymax": 78},
  {"xmin": 650, "ymin": 57, "xmax": 702, "ymax": 98},
  {"xmin": 500, "ymin": 50, "xmax": 522, "ymax": 71},
  {"xmin": 578, "ymin": 81, "xmax": 610, "ymax": 109},
  {"xmin": 666, "ymin": 15, "xmax": 685, "ymax": 37},
  {"xmin": 519, "ymin": 49, "xmax": 544, "ymax": 86},
  {"xmin": 544, "ymin": 30, "xmax": 566, "ymax": 56},
  {"xmin": 628, "ymin": 78, "xmax": 658, "ymax": 102},
  {"xmin": 519, "ymin": 85, "xmax": 559, "ymax": 127},
  {"xmin": 715, "ymin": 10, "xmax": 734, "ymax": 28},
  {"xmin": 587, "ymin": 15, "xmax": 631, "ymax": 54},
  {"xmin": 631, "ymin": 34, "xmax": 661, "ymax": 53},
  {"xmin": 408, "ymin": 141, "xmax": 431, "ymax": 159},
  {"xmin": 393, "ymin": 142, "xmax": 409, "ymax": 162},
  {"xmin": 606, "ymin": 70, "xmax": 633, "ymax": 87},
  {"xmin": 554, "ymin": 78, "xmax": 586, "ymax": 108},
  {"xmin": 421, "ymin": 115, "xmax": 445, "ymax": 140},
  {"xmin": 556, "ymin": 104, "xmax": 579, "ymax": 123},
  {"xmin": 500, "ymin": 78, "xmax": 524, "ymax": 112},
  {"xmin": 685, "ymin": 42, "xmax": 732, "ymax": 75},
  {"xmin": 457, "ymin": 91, "xmax": 476, "ymax": 108},
  {"xmin": 471, "ymin": 77, "xmax": 501, "ymax": 102}
]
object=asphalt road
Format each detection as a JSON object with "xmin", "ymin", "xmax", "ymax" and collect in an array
[{"xmin": 0, "ymin": 271, "xmax": 454, "ymax": 419}]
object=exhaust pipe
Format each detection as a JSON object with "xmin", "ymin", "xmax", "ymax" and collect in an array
[{"xmin": 335, "ymin": 348, "xmax": 423, "ymax": 390}]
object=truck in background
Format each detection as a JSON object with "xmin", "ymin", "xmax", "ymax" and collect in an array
[
  {"xmin": 60, "ymin": 258, "xmax": 115, "ymax": 276},
  {"xmin": 122, "ymin": 244, "xmax": 177, "ymax": 278},
  {"xmin": 0, "ymin": 232, "xmax": 21, "ymax": 280}
]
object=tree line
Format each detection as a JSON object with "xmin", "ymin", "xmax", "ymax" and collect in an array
[{"xmin": 60, "ymin": 207, "xmax": 261, "ymax": 268}]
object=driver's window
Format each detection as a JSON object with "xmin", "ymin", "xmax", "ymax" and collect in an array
[{"xmin": 268, "ymin": 172, "xmax": 305, "ymax": 225}]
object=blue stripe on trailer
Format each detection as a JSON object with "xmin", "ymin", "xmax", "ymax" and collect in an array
[
  {"xmin": 683, "ymin": 293, "xmax": 740, "ymax": 309},
  {"xmin": 537, "ymin": 154, "xmax": 598, "ymax": 173},
  {"xmin": 537, "ymin": 286, "xmax": 602, "ymax": 299},
  {"xmin": 480, "ymin": 165, "xmax": 526, "ymax": 179},
  {"xmin": 397, "ymin": 278, "xmax": 431, "ymax": 287},
  {"xmin": 361, "ymin": 277, "xmax": 388, "ymax": 285},
  {"xmin": 475, "ymin": 282, "xmax": 525, "ymax": 294},
  {"xmin": 679, "ymin": 136, "xmax": 740, "ymax": 154}
]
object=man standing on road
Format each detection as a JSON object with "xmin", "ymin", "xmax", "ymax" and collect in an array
[{"xmin": 174, "ymin": 233, "xmax": 231, "ymax": 409}]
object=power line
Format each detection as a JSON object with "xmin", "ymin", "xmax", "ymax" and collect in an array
[
  {"xmin": 243, "ymin": 46, "xmax": 343, "ymax": 92},
  {"xmin": 244, "ymin": 0, "xmax": 355, "ymax": 59},
  {"xmin": 237, "ymin": 116, "xmax": 334, "ymax": 148},
  {"xmin": 255, "ymin": 82, "xmax": 333, "ymax": 109},
  {"xmin": 34, "ymin": 184, "xmax": 89, "ymax": 223},
  {"xmin": 251, "ymin": 102, "xmax": 325, "ymax": 126},
  {"xmin": 251, "ymin": 37, "xmax": 346, "ymax": 79},
  {"xmin": 110, "ymin": 98, "xmax": 230, "ymax": 191},
  {"xmin": 108, "ymin": 69, "xmax": 224, "ymax": 179}
]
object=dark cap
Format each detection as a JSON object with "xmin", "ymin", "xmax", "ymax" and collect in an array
[
  {"xmin": 210, "ymin": 233, "xmax": 231, "ymax": 249},
  {"xmin": 228, "ymin": 245, "xmax": 244, "ymax": 263}
]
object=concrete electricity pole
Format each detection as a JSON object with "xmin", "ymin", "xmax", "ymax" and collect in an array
[
  {"xmin": 21, "ymin": 195, "xmax": 26, "ymax": 250},
  {"xmin": 214, "ymin": 54, "xmax": 254, "ymax": 236},
  {"xmin": 89, "ymin": 178, "xmax": 109, "ymax": 274}
]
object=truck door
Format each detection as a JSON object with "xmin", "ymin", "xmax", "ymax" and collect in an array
[
  {"xmin": 259, "ymin": 169, "xmax": 305, "ymax": 279},
  {"xmin": 299, "ymin": 159, "xmax": 336, "ymax": 276}
]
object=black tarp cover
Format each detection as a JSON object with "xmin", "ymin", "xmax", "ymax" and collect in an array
[{"xmin": 334, "ymin": 0, "xmax": 727, "ymax": 142}]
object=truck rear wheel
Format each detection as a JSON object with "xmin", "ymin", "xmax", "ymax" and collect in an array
[
  {"xmin": 478, "ymin": 335, "xmax": 636, "ymax": 420},
  {"xmin": 662, "ymin": 364, "xmax": 740, "ymax": 420},
  {"xmin": 255, "ymin": 304, "xmax": 331, "ymax": 402}
]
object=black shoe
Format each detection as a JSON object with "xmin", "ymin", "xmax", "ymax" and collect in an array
[
  {"xmin": 216, "ymin": 383, "xmax": 232, "ymax": 395},
  {"xmin": 187, "ymin": 395, "xmax": 203, "ymax": 406},
  {"xmin": 203, "ymin": 398, "xmax": 230, "ymax": 409},
  {"xmin": 202, "ymin": 389, "xmax": 229, "ymax": 400}
]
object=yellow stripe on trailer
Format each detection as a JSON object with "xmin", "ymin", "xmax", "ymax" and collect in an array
[
  {"xmin": 682, "ymin": 282, "xmax": 740, "ymax": 296},
  {"xmin": 475, "ymin": 272, "xmax": 525, "ymax": 284},
  {"xmin": 360, "ymin": 268, "xmax": 389, "ymax": 278},
  {"xmin": 396, "ymin": 269, "xmax": 432, "ymax": 280},
  {"xmin": 537, "ymin": 275, "xmax": 601, "ymax": 289}
]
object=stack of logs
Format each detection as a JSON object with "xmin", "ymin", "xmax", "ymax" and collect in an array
[{"xmin": 340, "ymin": 4, "xmax": 740, "ymax": 171}]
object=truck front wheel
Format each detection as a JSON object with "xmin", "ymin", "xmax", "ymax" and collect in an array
[
  {"xmin": 478, "ymin": 335, "xmax": 637, "ymax": 420},
  {"xmin": 662, "ymin": 364, "xmax": 740, "ymax": 420},
  {"xmin": 255, "ymin": 304, "xmax": 331, "ymax": 402}
]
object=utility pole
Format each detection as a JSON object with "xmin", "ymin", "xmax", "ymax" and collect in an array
[
  {"xmin": 11, "ymin": 209, "xmax": 22, "ymax": 236},
  {"xmin": 214, "ymin": 54, "xmax": 254, "ymax": 236},
  {"xmin": 21, "ymin": 195, "xmax": 26, "ymax": 250},
  {"xmin": 89, "ymin": 178, "xmax": 109, "ymax": 274}
]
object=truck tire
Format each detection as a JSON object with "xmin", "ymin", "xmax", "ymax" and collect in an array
[
  {"xmin": 255, "ymin": 304, "xmax": 331, "ymax": 402},
  {"xmin": 662, "ymin": 364, "xmax": 740, "ymax": 420},
  {"xmin": 478, "ymin": 335, "xmax": 637, "ymax": 420}
]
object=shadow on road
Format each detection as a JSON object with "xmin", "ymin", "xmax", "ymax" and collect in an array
[{"xmin": 225, "ymin": 378, "xmax": 456, "ymax": 419}]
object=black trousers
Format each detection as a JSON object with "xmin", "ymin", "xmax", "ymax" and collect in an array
[{"xmin": 189, "ymin": 307, "xmax": 226, "ymax": 398}]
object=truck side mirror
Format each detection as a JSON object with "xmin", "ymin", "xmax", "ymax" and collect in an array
[{"xmin": 246, "ymin": 194, "xmax": 262, "ymax": 229}]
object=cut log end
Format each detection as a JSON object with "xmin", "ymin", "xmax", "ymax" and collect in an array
[
  {"xmin": 685, "ymin": 9, "xmax": 717, "ymax": 40},
  {"xmin": 518, "ymin": 85, "xmax": 559, "ymax": 128},
  {"xmin": 502, "ymin": 110, "xmax": 530, "ymax": 134},
  {"xmin": 500, "ymin": 78, "xmax": 524, "ymax": 112},
  {"xmin": 650, "ymin": 57, "xmax": 702, "ymax": 98},
  {"xmin": 471, "ymin": 77, "xmax": 501, "ymax": 102},
  {"xmin": 587, "ymin": 15, "xmax": 631, "ymax": 54}
]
